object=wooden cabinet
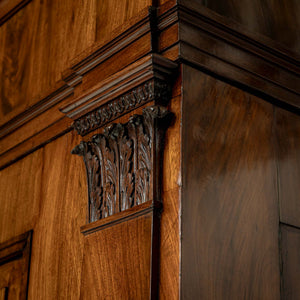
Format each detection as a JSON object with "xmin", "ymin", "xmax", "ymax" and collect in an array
[{"xmin": 0, "ymin": 0, "xmax": 299, "ymax": 299}]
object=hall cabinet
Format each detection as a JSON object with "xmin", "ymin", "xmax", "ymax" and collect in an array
[{"xmin": 0, "ymin": 0, "xmax": 300, "ymax": 299}]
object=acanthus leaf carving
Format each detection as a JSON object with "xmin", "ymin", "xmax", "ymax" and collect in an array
[{"xmin": 72, "ymin": 105, "xmax": 172, "ymax": 223}]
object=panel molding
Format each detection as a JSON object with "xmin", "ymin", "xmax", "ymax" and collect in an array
[
  {"xmin": 80, "ymin": 200, "xmax": 161, "ymax": 234},
  {"xmin": 0, "ymin": 0, "xmax": 32, "ymax": 26},
  {"xmin": 0, "ymin": 231, "xmax": 32, "ymax": 299}
]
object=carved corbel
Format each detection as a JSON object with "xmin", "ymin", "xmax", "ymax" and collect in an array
[{"xmin": 72, "ymin": 105, "xmax": 172, "ymax": 223}]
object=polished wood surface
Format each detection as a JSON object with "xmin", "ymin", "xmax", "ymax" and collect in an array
[
  {"xmin": 159, "ymin": 75, "xmax": 181, "ymax": 298},
  {"xmin": 181, "ymin": 65, "xmax": 280, "ymax": 299},
  {"xmin": 0, "ymin": 149, "xmax": 43, "ymax": 242},
  {"xmin": 201, "ymin": 0, "xmax": 300, "ymax": 54},
  {"xmin": 28, "ymin": 132, "xmax": 86, "ymax": 299},
  {"xmin": 178, "ymin": 0, "xmax": 300, "ymax": 110},
  {"xmin": 0, "ymin": 288, "xmax": 7, "ymax": 300},
  {"xmin": 281, "ymin": 225, "xmax": 300, "ymax": 300},
  {"xmin": 80, "ymin": 214, "xmax": 152, "ymax": 299},
  {"xmin": 0, "ymin": 0, "xmax": 151, "ymax": 124},
  {"xmin": 0, "ymin": 231, "xmax": 32, "ymax": 300},
  {"xmin": 0, "ymin": 132, "xmax": 87, "ymax": 299},
  {"xmin": 276, "ymin": 108, "xmax": 300, "ymax": 228},
  {"xmin": 0, "ymin": 0, "xmax": 32, "ymax": 25},
  {"xmin": 3, "ymin": 0, "xmax": 299, "ymax": 174}
]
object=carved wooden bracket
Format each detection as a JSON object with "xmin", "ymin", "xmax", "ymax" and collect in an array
[{"xmin": 72, "ymin": 106, "xmax": 172, "ymax": 223}]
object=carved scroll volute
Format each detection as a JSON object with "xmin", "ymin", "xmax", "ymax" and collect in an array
[{"xmin": 72, "ymin": 105, "xmax": 172, "ymax": 223}]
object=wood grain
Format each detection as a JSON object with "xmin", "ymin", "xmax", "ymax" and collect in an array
[
  {"xmin": 80, "ymin": 214, "xmax": 152, "ymax": 299},
  {"xmin": 178, "ymin": 0, "xmax": 300, "ymax": 110},
  {"xmin": 0, "ymin": 231, "xmax": 32, "ymax": 300},
  {"xmin": 202, "ymin": 0, "xmax": 300, "ymax": 54},
  {"xmin": 0, "ymin": 0, "xmax": 96, "ymax": 124},
  {"xmin": 281, "ymin": 224, "xmax": 300, "ymax": 300},
  {"xmin": 276, "ymin": 108, "xmax": 300, "ymax": 228},
  {"xmin": 181, "ymin": 66, "xmax": 280, "ymax": 299},
  {"xmin": 159, "ymin": 188, "xmax": 179, "ymax": 299},
  {"xmin": 0, "ymin": 149, "xmax": 42, "ymax": 243},
  {"xmin": 0, "ymin": 288, "xmax": 7, "ymax": 300},
  {"xmin": 28, "ymin": 131, "xmax": 87, "ymax": 299},
  {"xmin": 158, "ymin": 75, "xmax": 181, "ymax": 299},
  {"xmin": 0, "ymin": 0, "xmax": 32, "ymax": 25},
  {"xmin": 0, "ymin": 0, "xmax": 151, "ymax": 125},
  {"xmin": 0, "ymin": 98, "xmax": 72, "ymax": 156},
  {"xmin": 95, "ymin": 0, "xmax": 151, "ymax": 43}
]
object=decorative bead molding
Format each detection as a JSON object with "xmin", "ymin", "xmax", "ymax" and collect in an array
[
  {"xmin": 73, "ymin": 80, "xmax": 169, "ymax": 136},
  {"xmin": 72, "ymin": 105, "xmax": 172, "ymax": 223}
]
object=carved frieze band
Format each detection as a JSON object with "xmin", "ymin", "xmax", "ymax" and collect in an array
[
  {"xmin": 72, "ymin": 106, "xmax": 172, "ymax": 223},
  {"xmin": 74, "ymin": 80, "xmax": 170, "ymax": 136}
]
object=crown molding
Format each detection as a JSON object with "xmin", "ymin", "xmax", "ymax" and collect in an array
[
  {"xmin": 175, "ymin": 0, "xmax": 300, "ymax": 110},
  {"xmin": 61, "ymin": 54, "xmax": 177, "ymax": 135}
]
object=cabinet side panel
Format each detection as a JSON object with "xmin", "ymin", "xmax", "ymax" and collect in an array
[
  {"xmin": 281, "ymin": 225, "xmax": 300, "ymax": 300},
  {"xmin": 276, "ymin": 108, "xmax": 300, "ymax": 228},
  {"xmin": 181, "ymin": 65, "xmax": 280, "ymax": 299}
]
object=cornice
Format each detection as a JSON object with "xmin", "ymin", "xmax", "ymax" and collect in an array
[
  {"xmin": 61, "ymin": 54, "xmax": 177, "ymax": 135},
  {"xmin": 176, "ymin": 0, "xmax": 300, "ymax": 110}
]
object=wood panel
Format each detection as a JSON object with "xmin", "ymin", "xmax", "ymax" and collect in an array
[
  {"xmin": 80, "ymin": 214, "xmax": 152, "ymax": 299},
  {"xmin": 0, "ymin": 148, "xmax": 42, "ymax": 243},
  {"xmin": 95, "ymin": 0, "xmax": 151, "ymax": 42},
  {"xmin": 28, "ymin": 131, "xmax": 87, "ymax": 299},
  {"xmin": 0, "ymin": 0, "xmax": 96, "ymax": 124},
  {"xmin": 0, "ymin": 0, "xmax": 151, "ymax": 125},
  {"xmin": 181, "ymin": 65, "xmax": 280, "ymax": 299},
  {"xmin": 281, "ymin": 224, "xmax": 300, "ymax": 300},
  {"xmin": 276, "ymin": 108, "xmax": 300, "ymax": 228}
]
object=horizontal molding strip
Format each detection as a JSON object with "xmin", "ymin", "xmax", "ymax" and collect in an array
[
  {"xmin": 0, "ymin": 85, "xmax": 74, "ymax": 140},
  {"xmin": 81, "ymin": 201, "xmax": 161, "ymax": 235}
]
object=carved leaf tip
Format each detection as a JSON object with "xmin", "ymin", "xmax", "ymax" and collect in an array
[
  {"xmin": 142, "ymin": 106, "xmax": 173, "ymax": 128},
  {"xmin": 71, "ymin": 141, "xmax": 86, "ymax": 156},
  {"xmin": 143, "ymin": 105, "xmax": 169, "ymax": 118}
]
